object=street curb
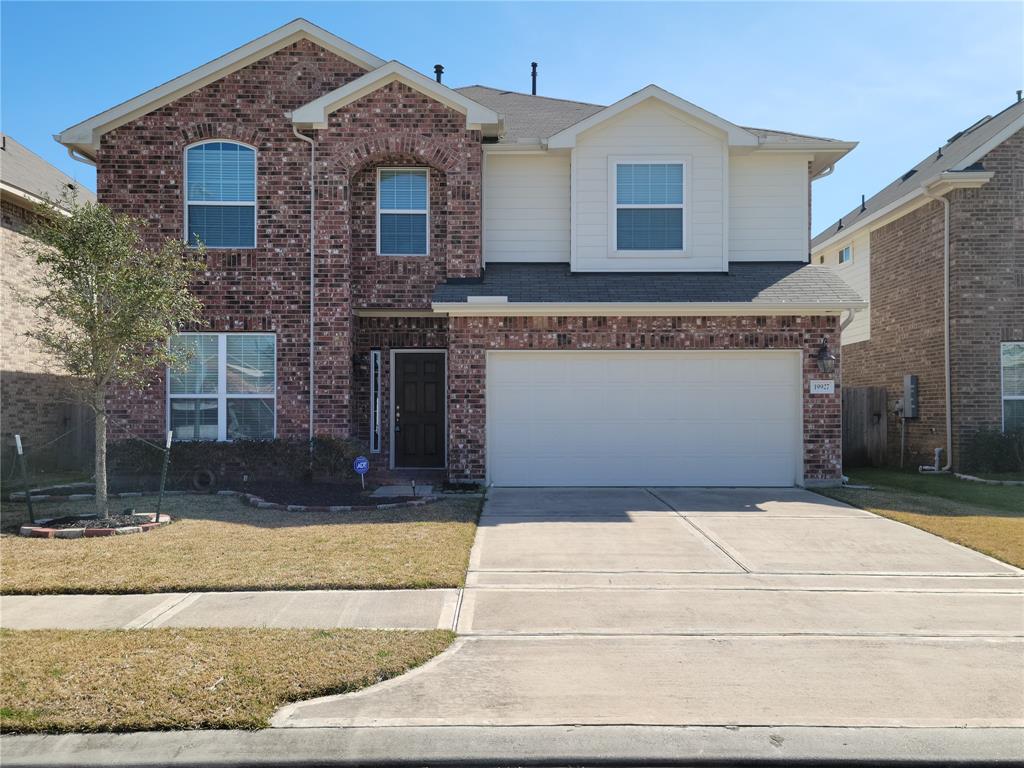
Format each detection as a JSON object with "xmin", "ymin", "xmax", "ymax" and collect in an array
[{"xmin": 2, "ymin": 725, "xmax": 1023, "ymax": 767}]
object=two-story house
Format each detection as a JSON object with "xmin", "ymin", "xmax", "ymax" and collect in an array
[
  {"xmin": 813, "ymin": 97, "xmax": 1023, "ymax": 470},
  {"xmin": 56, "ymin": 18, "xmax": 863, "ymax": 488}
]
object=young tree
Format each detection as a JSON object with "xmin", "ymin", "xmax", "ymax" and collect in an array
[{"xmin": 21, "ymin": 192, "xmax": 204, "ymax": 517}]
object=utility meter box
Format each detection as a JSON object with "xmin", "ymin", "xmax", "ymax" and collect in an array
[{"xmin": 903, "ymin": 374, "xmax": 919, "ymax": 419}]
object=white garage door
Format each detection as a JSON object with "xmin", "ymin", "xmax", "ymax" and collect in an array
[{"xmin": 486, "ymin": 351, "xmax": 802, "ymax": 487}]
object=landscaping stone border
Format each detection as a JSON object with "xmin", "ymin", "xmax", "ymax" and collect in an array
[
  {"xmin": 8, "ymin": 488, "xmax": 442, "ymax": 512},
  {"xmin": 19, "ymin": 513, "xmax": 172, "ymax": 539}
]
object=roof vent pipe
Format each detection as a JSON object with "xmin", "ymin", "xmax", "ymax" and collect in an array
[
  {"xmin": 531, "ymin": 62, "xmax": 538, "ymax": 95},
  {"xmin": 1017, "ymin": 89, "xmax": 1022, "ymax": 102},
  {"xmin": 434, "ymin": 64, "xmax": 444, "ymax": 84},
  {"xmin": 937, "ymin": 146, "xmax": 943, "ymax": 159},
  {"xmin": 836, "ymin": 217, "xmax": 843, "ymax": 232}
]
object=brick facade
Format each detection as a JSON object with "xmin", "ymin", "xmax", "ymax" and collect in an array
[
  {"xmin": 447, "ymin": 315, "xmax": 842, "ymax": 483},
  {"xmin": 842, "ymin": 128, "xmax": 1023, "ymax": 469},
  {"xmin": 0, "ymin": 198, "xmax": 91, "ymax": 471}
]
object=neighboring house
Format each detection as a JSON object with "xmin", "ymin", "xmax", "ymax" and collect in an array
[
  {"xmin": 1, "ymin": 134, "xmax": 96, "ymax": 474},
  {"xmin": 55, "ymin": 18, "xmax": 864, "ymax": 488},
  {"xmin": 812, "ymin": 97, "xmax": 1024, "ymax": 470}
]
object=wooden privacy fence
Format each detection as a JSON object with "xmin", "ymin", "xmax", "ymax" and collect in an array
[{"xmin": 843, "ymin": 386, "xmax": 887, "ymax": 468}]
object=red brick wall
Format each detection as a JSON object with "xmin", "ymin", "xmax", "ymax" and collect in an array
[
  {"xmin": 96, "ymin": 42, "xmax": 482, "ymax": 441},
  {"xmin": 447, "ymin": 314, "xmax": 842, "ymax": 483},
  {"xmin": 949, "ymin": 128, "xmax": 1024, "ymax": 459},
  {"xmin": 843, "ymin": 128, "xmax": 1023, "ymax": 469}
]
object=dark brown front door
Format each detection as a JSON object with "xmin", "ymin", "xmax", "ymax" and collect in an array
[{"xmin": 394, "ymin": 352, "xmax": 446, "ymax": 468}]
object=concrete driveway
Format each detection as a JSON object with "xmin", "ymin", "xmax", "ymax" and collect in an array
[{"xmin": 276, "ymin": 487, "xmax": 1024, "ymax": 729}]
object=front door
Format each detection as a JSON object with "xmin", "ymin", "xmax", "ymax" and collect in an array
[{"xmin": 394, "ymin": 352, "xmax": 446, "ymax": 468}]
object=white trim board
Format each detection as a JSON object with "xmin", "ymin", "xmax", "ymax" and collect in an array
[
  {"xmin": 433, "ymin": 301, "xmax": 866, "ymax": 317},
  {"xmin": 56, "ymin": 18, "xmax": 386, "ymax": 158}
]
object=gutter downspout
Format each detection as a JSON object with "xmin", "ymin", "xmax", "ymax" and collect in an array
[
  {"xmin": 65, "ymin": 146, "xmax": 97, "ymax": 167},
  {"xmin": 921, "ymin": 187, "xmax": 953, "ymax": 472},
  {"xmin": 292, "ymin": 126, "xmax": 316, "ymax": 443}
]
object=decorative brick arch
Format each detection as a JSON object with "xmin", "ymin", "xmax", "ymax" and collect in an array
[
  {"xmin": 179, "ymin": 124, "xmax": 265, "ymax": 149},
  {"xmin": 340, "ymin": 133, "xmax": 463, "ymax": 175}
]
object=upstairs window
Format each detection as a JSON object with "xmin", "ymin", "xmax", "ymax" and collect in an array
[
  {"xmin": 168, "ymin": 333, "xmax": 275, "ymax": 441},
  {"xmin": 185, "ymin": 141, "xmax": 256, "ymax": 249},
  {"xmin": 838, "ymin": 245, "xmax": 853, "ymax": 264},
  {"xmin": 614, "ymin": 161, "xmax": 685, "ymax": 252},
  {"xmin": 1002, "ymin": 342, "xmax": 1024, "ymax": 432},
  {"xmin": 378, "ymin": 168, "xmax": 428, "ymax": 255}
]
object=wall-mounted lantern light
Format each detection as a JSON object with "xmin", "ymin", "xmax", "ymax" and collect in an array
[{"xmin": 815, "ymin": 339, "xmax": 837, "ymax": 375}]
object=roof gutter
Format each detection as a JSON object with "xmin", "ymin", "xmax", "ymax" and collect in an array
[{"xmin": 432, "ymin": 300, "xmax": 867, "ymax": 317}]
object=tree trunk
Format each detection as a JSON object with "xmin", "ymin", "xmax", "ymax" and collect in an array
[{"xmin": 94, "ymin": 388, "xmax": 108, "ymax": 517}]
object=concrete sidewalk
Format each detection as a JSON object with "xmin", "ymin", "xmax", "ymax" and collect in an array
[{"xmin": 0, "ymin": 589, "xmax": 460, "ymax": 631}]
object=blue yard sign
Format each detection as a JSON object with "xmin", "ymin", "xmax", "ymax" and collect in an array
[{"xmin": 353, "ymin": 455, "xmax": 369, "ymax": 489}]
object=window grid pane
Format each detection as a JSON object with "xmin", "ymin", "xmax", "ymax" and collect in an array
[
  {"xmin": 187, "ymin": 205, "xmax": 255, "ymax": 248},
  {"xmin": 186, "ymin": 143, "xmax": 256, "ymax": 202},
  {"xmin": 169, "ymin": 398, "xmax": 219, "ymax": 441},
  {"xmin": 1002, "ymin": 343, "xmax": 1024, "ymax": 398},
  {"xmin": 169, "ymin": 335, "xmax": 219, "ymax": 394},
  {"xmin": 379, "ymin": 169, "xmax": 427, "ymax": 210},
  {"xmin": 617, "ymin": 208, "xmax": 683, "ymax": 250},
  {"xmin": 226, "ymin": 398, "xmax": 275, "ymax": 440},
  {"xmin": 226, "ymin": 335, "xmax": 275, "ymax": 394},
  {"xmin": 380, "ymin": 213, "xmax": 427, "ymax": 255},
  {"xmin": 617, "ymin": 163, "xmax": 683, "ymax": 205}
]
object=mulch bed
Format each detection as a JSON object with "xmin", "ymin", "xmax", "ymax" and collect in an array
[
  {"xmin": 42, "ymin": 514, "xmax": 144, "ymax": 530},
  {"xmin": 238, "ymin": 481, "xmax": 416, "ymax": 507}
]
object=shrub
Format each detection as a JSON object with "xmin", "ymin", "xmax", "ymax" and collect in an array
[
  {"xmin": 108, "ymin": 436, "xmax": 369, "ymax": 490},
  {"xmin": 960, "ymin": 429, "xmax": 1024, "ymax": 474}
]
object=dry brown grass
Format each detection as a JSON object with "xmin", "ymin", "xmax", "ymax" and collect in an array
[
  {"xmin": 0, "ymin": 627, "xmax": 453, "ymax": 733},
  {"xmin": 0, "ymin": 495, "xmax": 480, "ymax": 594},
  {"xmin": 820, "ymin": 485, "xmax": 1023, "ymax": 569}
]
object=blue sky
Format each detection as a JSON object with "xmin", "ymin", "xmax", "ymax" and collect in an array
[{"xmin": 2, "ymin": 1, "xmax": 1021, "ymax": 233}]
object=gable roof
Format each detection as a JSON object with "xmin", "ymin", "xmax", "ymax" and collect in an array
[
  {"xmin": 1, "ymin": 134, "xmax": 95, "ymax": 207},
  {"xmin": 56, "ymin": 18, "xmax": 385, "ymax": 159},
  {"xmin": 546, "ymin": 85, "xmax": 759, "ymax": 148},
  {"xmin": 292, "ymin": 61, "xmax": 500, "ymax": 132},
  {"xmin": 812, "ymin": 96, "xmax": 1024, "ymax": 250},
  {"xmin": 432, "ymin": 262, "xmax": 865, "ymax": 314}
]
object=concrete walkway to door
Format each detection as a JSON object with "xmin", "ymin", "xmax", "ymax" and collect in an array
[{"xmin": 275, "ymin": 486, "xmax": 1024, "ymax": 730}]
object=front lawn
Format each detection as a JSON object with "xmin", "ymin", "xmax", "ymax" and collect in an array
[
  {"xmin": 820, "ymin": 469, "xmax": 1023, "ymax": 568},
  {"xmin": 0, "ymin": 627, "xmax": 452, "ymax": 733},
  {"xmin": 0, "ymin": 494, "xmax": 480, "ymax": 594}
]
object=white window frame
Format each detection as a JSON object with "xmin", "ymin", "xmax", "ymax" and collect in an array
[
  {"xmin": 184, "ymin": 140, "xmax": 258, "ymax": 250},
  {"xmin": 838, "ymin": 245, "xmax": 853, "ymax": 264},
  {"xmin": 369, "ymin": 349, "xmax": 382, "ymax": 453},
  {"xmin": 376, "ymin": 167, "xmax": 430, "ymax": 256},
  {"xmin": 608, "ymin": 155, "xmax": 690, "ymax": 258},
  {"xmin": 1001, "ymin": 341, "xmax": 1024, "ymax": 432},
  {"xmin": 167, "ymin": 332, "xmax": 276, "ymax": 441}
]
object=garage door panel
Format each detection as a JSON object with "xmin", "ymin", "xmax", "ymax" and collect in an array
[{"xmin": 487, "ymin": 351, "xmax": 801, "ymax": 487}]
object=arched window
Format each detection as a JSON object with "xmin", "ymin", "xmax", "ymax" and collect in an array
[{"xmin": 185, "ymin": 141, "xmax": 256, "ymax": 248}]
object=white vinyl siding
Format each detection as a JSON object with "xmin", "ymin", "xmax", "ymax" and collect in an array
[
  {"xmin": 572, "ymin": 100, "xmax": 726, "ymax": 272},
  {"xmin": 168, "ymin": 333, "xmax": 276, "ymax": 441},
  {"xmin": 487, "ymin": 350, "xmax": 802, "ymax": 486},
  {"xmin": 830, "ymin": 232, "xmax": 871, "ymax": 345},
  {"xmin": 728, "ymin": 154, "xmax": 810, "ymax": 262},
  {"xmin": 484, "ymin": 153, "xmax": 569, "ymax": 263}
]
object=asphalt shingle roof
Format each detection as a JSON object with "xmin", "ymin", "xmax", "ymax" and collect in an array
[
  {"xmin": 0, "ymin": 134, "xmax": 95, "ymax": 205},
  {"xmin": 812, "ymin": 97, "xmax": 1024, "ymax": 246},
  {"xmin": 433, "ymin": 262, "xmax": 864, "ymax": 306},
  {"xmin": 456, "ymin": 85, "xmax": 846, "ymax": 146}
]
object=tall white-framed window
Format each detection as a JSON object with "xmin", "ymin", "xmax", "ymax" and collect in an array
[
  {"xmin": 610, "ymin": 158, "xmax": 687, "ymax": 255},
  {"xmin": 369, "ymin": 349, "xmax": 382, "ymax": 453},
  {"xmin": 377, "ymin": 168, "xmax": 429, "ymax": 256},
  {"xmin": 168, "ymin": 333, "xmax": 276, "ymax": 441},
  {"xmin": 1001, "ymin": 341, "xmax": 1024, "ymax": 432},
  {"xmin": 185, "ymin": 141, "xmax": 257, "ymax": 249},
  {"xmin": 838, "ymin": 245, "xmax": 853, "ymax": 264}
]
